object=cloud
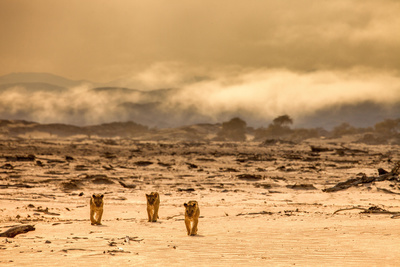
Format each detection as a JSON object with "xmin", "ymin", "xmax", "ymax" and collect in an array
[
  {"xmin": 168, "ymin": 68, "xmax": 400, "ymax": 124},
  {"xmin": 109, "ymin": 62, "xmax": 211, "ymax": 90},
  {"xmin": 1, "ymin": 66, "xmax": 399, "ymax": 129},
  {"xmin": 0, "ymin": 0, "xmax": 399, "ymax": 81}
]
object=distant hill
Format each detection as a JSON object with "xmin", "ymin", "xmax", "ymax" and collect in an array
[
  {"xmin": 1, "ymin": 120, "xmax": 149, "ymax": 138},
  {"xmin": 91, "ymin": 87, "xmax": 141, "ymax": 94},
  {"xmin": 296, "ymin": 100, "xmax": 400, "ymax": 129},
  {"xmin": 0, "ymin": 72, "xmax": 90, "ymax": 88},
  {"xmin": 0, "ymin": 120, "xmax": 222, "ymax": 141},
  {"xmin": 0, "ymin": 82, "xmax": 65, "ymax": 92}
]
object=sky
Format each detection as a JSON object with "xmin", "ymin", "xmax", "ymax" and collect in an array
[
  {"xmin": 0, "ymin": 0, "xmax": 400, "ymax": 127},
  {"xmin": 1, "ymin": 0, "xmax": 399, "ymax": 82}
]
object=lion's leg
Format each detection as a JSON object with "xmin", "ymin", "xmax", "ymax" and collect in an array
[
  {"xmin": 90, "ymin": 209, "xmax": 96, "ymax": 225},
  {"xmin": 153, "ymin": 206, "xmax": 159, "ymax": 222},
  {"xmin": 190, "ymin": 218, "xmax": 198, "ymax": 236},
  {"xmin": 147, "ymin": 207, "xmax": 152, "ymax": 222},
  {"xmin": 96, "ymin": 209, "xmax": 103, "ymax": 225},
  {"xmin": 185, "ymin": 218, "xmax": 191, "ymax": 235}
]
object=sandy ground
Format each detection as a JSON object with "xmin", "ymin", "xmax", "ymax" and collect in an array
[{"xmin": 1, "ymin": 138, "xmax": 400, "ymax": 266}]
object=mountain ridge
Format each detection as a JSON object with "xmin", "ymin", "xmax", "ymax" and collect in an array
[{"xmin": 0, "ymin": 72, "xmax": 91, "ymax": 88}]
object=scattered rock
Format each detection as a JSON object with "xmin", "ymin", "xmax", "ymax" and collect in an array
[
  {"xmin": 0, "ymin": 163, "xmax": 14, "ymax": 169},
  {"xmin": 34, "ymin": 207, "xmax": 60, "ymax": 216},
  {"xmin": 5, "ymin": 155, "xmax": 35, "ymax": 162},
  {"xmin": 0, "ymin": 183, "xmax": 33, "ymax": 189},
  {"xmin": 36, "ymin": 161, "xmax": 44, "ymax": 167},
  {"xmin": 219, "ymin": 167, "xmax": 239, "ymax": 172},
  {"xmin": 310, "ymin": 146, "xmax": 333, "ymax": 153},
  {"xmin": 134, "ymin": 161, "xmax": 153, "ymax": 167},
  {"xmin": 236, "ymin": 211, "xmax": 273, "ymax": 216},
  {"xmin": 178, "ymin": 188, "xmax": 195, "ymax": 192},
  {"xmin": 65, "ymin": 155, "xmax": 74, "ymax": 161},
  {"xmin": 108, "ymin": 241, "xmax": 118, "ymax": 247},
  {"xmin": 61, "ymin": 181, "xmax": 81, "ymax": 191},
  {"xmin": 286, "ymin": 184, "xmax": 317, "ymax": 190},
  {"xmin": 92, "ymin": 177, "xmax": 114, "ymax": 185},
  {"xmin": 254, "ymin": 183, "xmax": 273, "ymax": 189},
  {"xmin": 378, "ymin": 168, "xmax": 389, "ymax": 175},
  {"xmin": 237, "ymin": 174, "xmax": 262, "ymax": 181},
  {"xmin": 118, "ymin": 181, "xmax": 136, "ymax": 189},
  {"xmin": 186, "ymin": 163, "xmax": 198, "ymax": 169},
  {"xmin": 196, "ymin": 158, "xmax": 216, "ymax": 162},
  {"xmin": 46, "ymin": 159, "xmax": 66, "ymax": 164},
  {"xmin": 102, "ymin": 152, "xmax": 116, "ymax": 159},
  {"xmin": 102, "ymin": 165, "xmax": 114, "ymax": 170},
  {"xmin": 75, "ymin": 165, "xmax": 88, "ymax": 171},
  {"xmin": 157, "ymin": 162, "xmax": 173, "ymax": 167}
]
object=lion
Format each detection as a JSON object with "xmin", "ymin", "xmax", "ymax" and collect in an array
[
  {"xmin": 184, "ymin": 200, "xmax": 200, "ymax": 236},
  {"xmin": 146, "ymin": 192, "xmax": 160, "ymax": 222},
  {"xmin": 90, "ymin": 194, "xmax": 104, "ymax": 225}
]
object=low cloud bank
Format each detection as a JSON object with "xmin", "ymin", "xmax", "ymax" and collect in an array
[{"xmin": 0, "ymin": 68, "xmax": 399, "ymax": 129}]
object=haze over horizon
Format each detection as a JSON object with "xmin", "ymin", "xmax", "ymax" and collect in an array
[{"xmin": 1, "ymin": 1, "xmax": 399, "ymax": 128}]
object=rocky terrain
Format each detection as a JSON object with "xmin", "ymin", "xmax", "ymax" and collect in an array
[{"xmin": 1, "ymin": 134, "xmax": 400, "ymax": 265}]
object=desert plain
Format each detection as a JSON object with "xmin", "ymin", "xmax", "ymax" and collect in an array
[{"xmin": 1, "ymin": 136, "xmax": 400, "ymax": 266}]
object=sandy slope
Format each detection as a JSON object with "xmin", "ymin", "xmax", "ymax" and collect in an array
[{"xmin": 0, "ymin": 138, "xmax": 400, "ymax": 266}]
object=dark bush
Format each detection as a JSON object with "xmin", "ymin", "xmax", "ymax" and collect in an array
[{"xmin": 216, "ymin": 117, "xmax": 247, "ymax": 141}]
